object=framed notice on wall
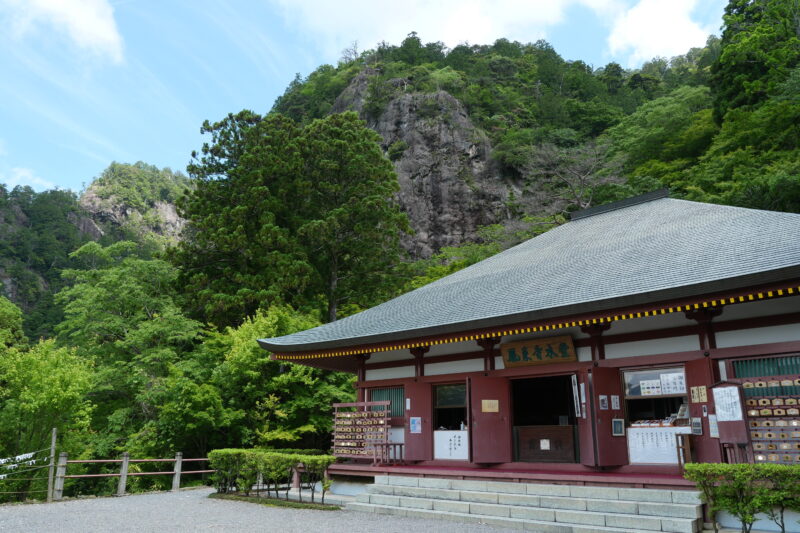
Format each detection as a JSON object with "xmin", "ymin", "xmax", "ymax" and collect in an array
[{"xmin": 713, "ymin": 386, "xmax": 743, "ymax": 422}]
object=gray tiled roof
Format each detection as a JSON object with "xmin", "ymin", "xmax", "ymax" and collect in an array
[{"xmin": 259, "ymin": 197, "xmax": 800, "ymax": 352}]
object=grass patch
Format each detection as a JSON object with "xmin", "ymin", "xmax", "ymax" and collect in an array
[{"xmin": 208, "ymin": 492, "xmax": 340, "ymax": 511}]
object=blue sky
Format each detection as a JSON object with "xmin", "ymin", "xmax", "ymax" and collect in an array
[{"xmin": 0, "ymin": 0, "xmax": 726, "ymax": 193}]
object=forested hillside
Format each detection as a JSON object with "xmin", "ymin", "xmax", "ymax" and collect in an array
[
  {"xmin": 275, "ymin": 0, "xmax": 798, "ymax": 254},
  {"xmin": 1, "ymin": 0, "xmax": 798, "ymax": 502},
  {"xmin": 0, "ymin": 162, "xmax": 190, "ymax": 338}
]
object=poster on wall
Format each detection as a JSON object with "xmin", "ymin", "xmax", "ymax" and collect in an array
[
  {"xmin": 410, "ymin": 417, "xmax": 422, "ymax": 434},
  {"xmin": 713, "ymin": 386, "xmax": 743, "ymax": 422}
]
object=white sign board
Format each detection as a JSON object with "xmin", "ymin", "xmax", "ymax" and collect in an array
[
  {"xmin": 433, "ymin": 430, "xmax": 468, "ymax": 460},
  {"xmin": 409, "ymin": 417, "xmax": 422, "ymax": 434},
  {"xmin": 627, "ymin": 427, "xmax": 691, "ymax": 464},
  {"xmin": 713, "ymin": 386, "xmax": 743, "ymax": 422}
]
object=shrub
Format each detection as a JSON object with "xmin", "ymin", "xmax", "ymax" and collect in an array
[
  {"xmin": 387, "ymin": 140, "xmax": 408, "ymax": 161},
  {"xmin": 208, "ymin": 448, "xmax": 336, "ymax": 502},
  {"xmin": 297, "ymin": 454, "xmax": 337, "ymax": 504},
  {"xmin": 208, "ymin": 449, "xmax": 249, "ymax": 494},
  {"xmin": 684, "ymin": 463, "xmax": 800, "ymax": 533}
]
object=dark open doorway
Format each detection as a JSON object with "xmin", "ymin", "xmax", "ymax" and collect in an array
[{"xmin": 512, "ymin": 375, "xmax": 578, "ymax": 463}]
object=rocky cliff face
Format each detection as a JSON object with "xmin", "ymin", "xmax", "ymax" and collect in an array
[
  {"xmin": 79, "ymin": 187, "xmax": 185, "ymax": 242},
  {"xmin": 333, "ymin": 71, "xmax": 513, "ymax": 257}
]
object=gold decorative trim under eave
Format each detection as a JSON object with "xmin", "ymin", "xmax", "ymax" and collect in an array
[{"xmin": 271, "ymin": 285, "xmax": 797, "ymax": 361}]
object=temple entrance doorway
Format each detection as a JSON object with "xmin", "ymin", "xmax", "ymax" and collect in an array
[{"xmin": 512, "ymin": 375, "xmax": 579, "ymax": 463}]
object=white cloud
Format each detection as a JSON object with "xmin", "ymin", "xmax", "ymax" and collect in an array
[
  {"xmin": 269, "ymin": 0, "xmax": 622, "ymax": 61},
  {"xmin": 0, "ymin": 0, "xmax": 124, "ymax": 63},
  {"xmin": 2, "ymin": 167, "xmax": 56, "ymax": 191},
  {"xmin": 607, "ymin": 0, "xmax": 713, "ymax": 66}
]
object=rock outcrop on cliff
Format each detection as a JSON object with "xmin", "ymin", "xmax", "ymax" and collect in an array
[
  {"xmin": 79, "ymin": 186, "xmax": 185, "ymax": 242},
  {"xmin": 333, "ymin": 70, "xmax": 513, "ymax": 258}
]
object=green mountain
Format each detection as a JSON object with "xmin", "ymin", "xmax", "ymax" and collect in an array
[
  {"xmin": 0, "ymin": 162, "xmax": 190, "ymax": 338},
  {"xmin": 272, "ymin": 21, "xmax": 799, "ymax": 255}
]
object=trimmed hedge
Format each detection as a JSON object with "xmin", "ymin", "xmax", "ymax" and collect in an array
[
  {"xmin": 208, "ymin": 448, "xmax": 336, "ymax": 504},
  {"xmin": 684, "ymin": 463, "xmax": 800, "ymax": 533}
]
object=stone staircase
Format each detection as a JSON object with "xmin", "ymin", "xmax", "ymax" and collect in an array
[{"xmin": 347, "ymin": 475, "xmax": 704, "ymax": 533}]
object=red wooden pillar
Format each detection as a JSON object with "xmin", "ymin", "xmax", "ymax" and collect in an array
[
  {"xmin": 476, "ymin": 337, "xmax": 500, "ymax": 372},
  {"xmin": 685, "ymin": 356, "xmax": 723, "ymax": 463},
  {"xmin": 411, "ymin": 346, "xmax": 429, "ymax": 377},
  {"xmin": 355, "ymin": 353, "xmax": 371, "ymax": 402},
  {"xmin": 580, "ymin": 323, "xmax": 610, "ymax": 361},
  {"xmin": 685, "ymin": 308, "xmax": 723, "ymax": 350}
]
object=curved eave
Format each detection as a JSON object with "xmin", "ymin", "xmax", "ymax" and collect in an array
[{"xmin": 258, "ymin": 268, "xmax": 800, "ymax": 356}]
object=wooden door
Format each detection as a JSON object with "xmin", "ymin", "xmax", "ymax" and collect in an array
[
  {"xmin": 685, "ymin": 357, "xmax": 722, "ymax": 463},
  {"xmin": 590, "ymin": 366, "xmax": 628, "ymax": 466},
  {"xmin": 403, "ymin": 381, "xmax": 433, "ymax": 461},
  {"xmin": 469, "ymin": 376, "xmax": 512, "ymax": 463}
]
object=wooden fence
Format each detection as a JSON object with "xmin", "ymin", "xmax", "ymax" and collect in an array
[{"xmin": 53, "ymin": 452, "xmax": 213, "ymax": 500}]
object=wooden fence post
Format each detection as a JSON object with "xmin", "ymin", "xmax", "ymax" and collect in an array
[
  {"xmin": 47, "ymin": 427, "xmax": 57, "ymax": 503},
  {"xmin": 53, "ymin": 452, "xmax": 67, "ymax": 501},
  {"xmin": 116, "ymin": 452, "xmax": 129, "ymax": 496},
  {"xmin": 172, "ymin": 452, "xmax": 182, "ymax": 492}
]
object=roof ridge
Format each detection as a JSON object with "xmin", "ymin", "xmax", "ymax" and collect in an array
[{"xmin": 570, "ymin": 189, "xmax": 669, "ymax": 221}]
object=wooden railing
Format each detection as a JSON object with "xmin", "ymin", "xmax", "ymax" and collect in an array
[{"xmin": 53, "ymin": 452, "xmax": 213, "ymax": 500}]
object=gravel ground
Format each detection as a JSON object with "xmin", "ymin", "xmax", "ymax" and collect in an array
[{"xmin": 0, "ymin": 487, "xmax": 513, "ymax": 532}]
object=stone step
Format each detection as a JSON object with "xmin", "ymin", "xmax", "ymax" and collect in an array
[
  {"xmin": 364, "ymin": 483, "xmax": 701, "ymax": 519},
  {"xmin": 374, "ymin": 475, "xmax": 702, "ymax": 505},
  {"xmin": 347, "ymin": 502, "xmax": 699, "ymax": 533},
  {"xmin": 355, "ymin": 493, "xmax": 699, "ymax": 533}
]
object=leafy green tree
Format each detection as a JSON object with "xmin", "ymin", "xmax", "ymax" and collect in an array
[
  {"xmin": 710, "ymin": 0, "xmax": 800, "ymax": 122},
  {"xmin": 605, "ymin": 86, "xmax": 717, "ymax": 177},
  {"xmin": 147, "ymin": 306, "xmax": 353, "ymax": 455},
  {"xmin": 0, "ymin": 340, "xmax": 93, "ymax": 501},
  {"xmin": 0, "ymin": 296, "xmax": 26, "ymax": 348},
  {"xmin": 56, "ymin": 241, "xmax": 202, "ymax": 455}
]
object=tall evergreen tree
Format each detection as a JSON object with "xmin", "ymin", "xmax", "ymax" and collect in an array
[{"xmin": 172, "ymin": 111, "xmax": 409, "ymax": 327}]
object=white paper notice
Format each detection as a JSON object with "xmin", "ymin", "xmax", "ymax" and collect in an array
[
  {"xmin": 628, "ymin": 427, "xmax": 691, "ymax": 464},
  {"xmin": 611, "ymin": 395, "xmax": 620, "ymax": 410},
  {"xmin": 708, "ymin": 414, "xmax": 720, "ymax": 438},
  {"xmin": 713, "ymin": 386, "xmax": 743, "ymax": 422},
  {"xmin": 660, "ymin": 372, "xmax": 687, "ymax": 395},
  {"xmin": 540, "ymin": 439, "xmax": 550, "ymax": 451},
  {"xmin": 571, "ymin": 375, "xmax": 582, "ymax": 418}
]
